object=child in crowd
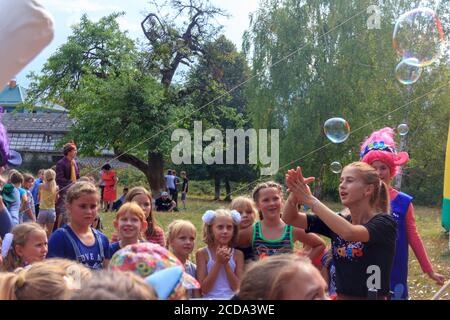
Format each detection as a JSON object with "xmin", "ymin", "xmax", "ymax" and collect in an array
[
  {"xmin": 155, "ymin": 191, "xmax": 176, "ymax": 212},
  {"xmin": 21, "ymin": 173, "xmax": 36, "ymax": 223},
  {"xmin": 0, "ymin": 195, "xmax": 12, "ymax": 239},
  {"xmin": 283, "ymin": 162, "xmax": 397, "ymax": 299},
  {"xmin": 230, "ymin": 196, "xmax": 257, "ymax": 262},
  {"xmin": 31, "ymin": 169, "xmax": 45, "ymax": 217},
  {"xmin": 236, "ymin": 254, "xmax": 328, "ymax": 300},
  {"xmin": 112, "ymin": 187, "xmax": 129, "ymax": 211},
  {"xmin": 110, "ymin": 202, "xmax": 148, "ymax": 257},
  {"xmin": 196, "ymin": 209, "xmax": 244, "ymax": 299},
  {"xmin": 2, "ymin": 171, "xmax": 23, "ymax": 226},
  {"xmin": 1, "ymin": 223, "xmax": 48, "ymax": 272},
  {"xmin": 71, "ymin": 270, "xmax": 156, "ymax": 300},
  {"xmin": 166, "ymin": 219, "xmax": 199, "ymax": 298},
  {"xmin": 109, "ymin": 242, "xmax": 200, "ymax": 300},
  {"xmin": 0, "ymin": 258, "xmax": 91, "ymax": 300},
  {"xmin": 237, "ymin": 181, "xmax": 325, "ymax": 260},
  {"xmin": 38, "ymin": 169, "xmax": 59, "ymax": 237},
  {"xmin": 320, "ymin": 248, "xmax": 337, "ymax": 298},
  {"xmin": 111, "ymin": 187, "xmax": 165, "ymax": 247},
  {"xmin": 47, "ymin": 181, "xmax": 111, "ymax": 270}
]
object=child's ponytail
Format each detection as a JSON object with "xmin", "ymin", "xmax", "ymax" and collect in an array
[
  {"xmin": 378, "ymin": 181, "xmax": 390, "ymax": 215},
  {"xmin": 0, "ymin": 271, "xmax": 21, "ymax": 299}
]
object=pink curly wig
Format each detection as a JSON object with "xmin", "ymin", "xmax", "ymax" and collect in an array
[{"xmin": 360, "ymin": 127, "xmax": 409, "ymax": 177}]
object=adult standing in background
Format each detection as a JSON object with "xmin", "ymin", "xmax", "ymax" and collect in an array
[
  {"xmin": 101, "ymin": 163, "xmax": 117, "ymax": 212},
  {"xmin": 54, "ymin": 142, "xmax": 79, "ymax": 230}
]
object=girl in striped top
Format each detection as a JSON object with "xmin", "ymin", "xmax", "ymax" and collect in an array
[{"xmin": 237, "ymin": 181, "xmax": 325, "ymax": 260}]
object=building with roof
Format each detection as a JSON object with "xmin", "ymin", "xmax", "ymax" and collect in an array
[
  {"xmin": 2, "ymin": 112, "xmax": 128, "ymax": 171},
  {"xmin": 0, "ymin": 79, "xmax": 66, "ymax": 113},
  {"xmin": 1, "ymin": 80, "xmax": 128, "ymax": 172}
]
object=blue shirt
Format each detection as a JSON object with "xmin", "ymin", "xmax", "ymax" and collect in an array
[
  {"xmin": 32, "ymin": 178, "xmax": 43, "ymax": 204},
  {"xmin": 48, "ymin": 225, "xmax": 111, "ymax": 270},
  {"xmin": 22, "ymin": 189, "xmax": 35, "ymax": 223},
  {"xmin": 109, "ymin": 241, "xmax": 121, "ymax": 257}
]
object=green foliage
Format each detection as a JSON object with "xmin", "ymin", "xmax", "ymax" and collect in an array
[
  {"xmin": 244, "ymin": 0, "xmax": 450, "ymax": 204},
  {"xmin": 115, "ymin": 167, "xmax": 149, "ymax": 189}
]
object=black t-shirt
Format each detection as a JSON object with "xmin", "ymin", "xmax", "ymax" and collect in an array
[
  {"xmin": 306, "ymin": 213, "xmax": 397, "ymax": 298},
  {"xmin": 155, "ymin": 197, "xmax": 173, "ymax": 211},
  {"xmin": 182, "ymin": 178, "xmax": 189, "ymax": 193}
]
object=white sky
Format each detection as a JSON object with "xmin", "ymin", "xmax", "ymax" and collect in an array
[{"xmin": 16, "ymin": 0, "xmax": 260, "ymax": 86}]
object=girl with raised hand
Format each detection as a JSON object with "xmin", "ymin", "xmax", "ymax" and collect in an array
[
  {"xmin": 283, "ymin": 162, "xmax": 397, "ymax": 300},
  {"xmin": 360, "ymin": 127, "xmax": 445, "ymax": 298},
  {"xmin": 196, "ymin": 209, "xmax": 244, "ymax": 299},
  {"xmin": 237, "ymin": 181, "xmax": 325, "ymax": 260}
]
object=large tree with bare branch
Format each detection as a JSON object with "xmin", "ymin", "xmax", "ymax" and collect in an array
[{"xmin": 25, "ymin": 1, "xmax": 229, "ymax": 194}]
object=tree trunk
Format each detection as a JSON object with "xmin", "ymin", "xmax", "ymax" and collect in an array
[
  {"xmin": 147, "ymin": 152, "xmax": 165, "ymax": 196},
  {"xmin": 115, "ymin": 149, "xmax": 165, "ymax": 196},
  {"xmin": 224, "ymin": 178, "xmax": 231, "ymax": 201},
  {"xmin": 214, "ymin": 176, "xmax": 221, "ymax": 200}
]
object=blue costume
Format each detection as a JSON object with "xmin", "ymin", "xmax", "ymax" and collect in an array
[{"xmin": 390, "ymin": 192, "xmax": 413, "ymax": 299}]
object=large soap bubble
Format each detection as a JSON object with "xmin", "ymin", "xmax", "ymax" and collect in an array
[{"xmin": 393, "ymin": 8, "xmax": 445, "ymax": 67}]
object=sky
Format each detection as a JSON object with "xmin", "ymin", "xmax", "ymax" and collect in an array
[{"xmin": 15, "ymin": 0, "xmax": 260, "ymax": 87}]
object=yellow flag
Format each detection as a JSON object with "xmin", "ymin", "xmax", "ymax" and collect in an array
[{"xmin": 442, "ymin": 122, "xmax": 450, "ymax": 230}]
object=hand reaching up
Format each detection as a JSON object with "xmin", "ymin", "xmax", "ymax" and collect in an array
[{"xmin": 285, "ymin": 166, "xmax": 316, "ymax": 206}]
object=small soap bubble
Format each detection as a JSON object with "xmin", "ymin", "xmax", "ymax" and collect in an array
[
  {"xmin": 330, "ymin": 161, "xmax": 343, "ymax": 174},
  {"xmin": 397, "ymin": 123, "xmax": 409, "ymax": 136},
  {"xmin": 395, "ymin": 58, "xmax": 422, "ymax": 85}
]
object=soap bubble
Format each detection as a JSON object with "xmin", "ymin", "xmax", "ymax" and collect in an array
[
  {"xmin": 393, "ymin": 8, "xmax": 445, "ymax": 67},
  {"xmin": 395, "ymin": 58, "xmax": 422, "ymax": 85},
  {"xmin": 324, "ymin": 117, "xmax": 350, "ymax": 143},
  {"xmin": 330, "ymin": 161, "xmax": 343, "ymax": 174},
  {"xmin": 397, "ymin": 123, "xmax": 409, "ymax": 136}
]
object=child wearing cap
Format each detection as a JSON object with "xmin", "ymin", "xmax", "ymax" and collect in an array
[{"xmin": 155, "ymin": 192, "xmax": 176, "ymax": 212}]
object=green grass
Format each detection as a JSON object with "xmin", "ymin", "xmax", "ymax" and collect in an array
[{"xmin": 98, "ymin": 197, "xmax": 450, "ymax": 300}]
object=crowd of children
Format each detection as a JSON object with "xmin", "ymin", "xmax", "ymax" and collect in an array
[{"xmin": 0, "ymin": 127, "xmax": 446, "ymax": 300}]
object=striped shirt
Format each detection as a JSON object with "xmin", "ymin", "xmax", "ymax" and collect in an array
[{"xmin": 252, "ymin": 221, "xmax": 294, "ymax": 258}]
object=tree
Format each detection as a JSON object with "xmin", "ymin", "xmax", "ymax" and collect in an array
[
  {"xmin": 243, "ymin": 0, "xmax": 450, "ymax": 204},
  {"xmin": 26, "ymin": 1, "xmax": 229, "ymax": 194},
  {"xmin": 181, "ymin": 35, "xmax": 258, "ymax": 200}
]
